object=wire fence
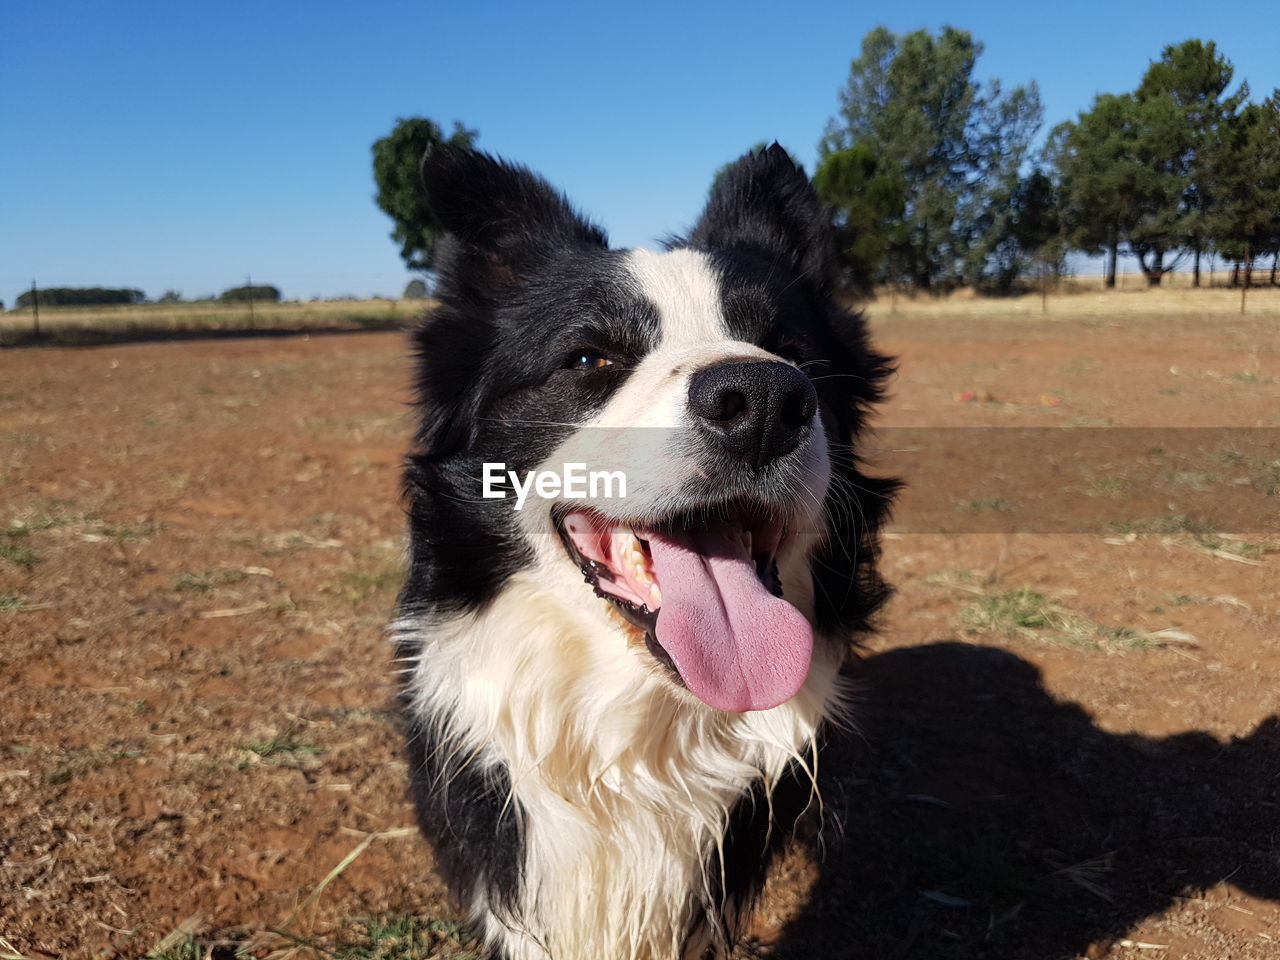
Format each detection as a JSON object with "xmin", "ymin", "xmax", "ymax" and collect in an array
[{"xmin": 0, "ymin": 283, "xmax": 432, "ymax": 346}]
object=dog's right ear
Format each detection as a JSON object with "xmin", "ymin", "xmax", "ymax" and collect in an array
[
  {"xmin": 412, "ymin": 149, "xmax": 606, "ymax": 457},
  {"xmin": 422, "ymin": 146, "xmax": 608, "ymax": 302}
]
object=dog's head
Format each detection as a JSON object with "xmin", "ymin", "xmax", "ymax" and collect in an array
[{"xmin": 403, "ymin": 144, "xmax": 896, "ymax": 713}]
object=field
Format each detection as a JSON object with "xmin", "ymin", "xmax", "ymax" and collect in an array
[
  {"xmin": 0, "ymin": 300, "xmax": 416, "ymax": 346},
  {"xmin": 2, "ymin": 276, "xmax": 1277, "ymax": 345},
  {"xmin": 2, "ymin": 291, "xmax": 1279, "ymax": 959}
]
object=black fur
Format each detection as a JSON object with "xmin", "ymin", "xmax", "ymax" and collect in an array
[{"xmin": 403, "ymin": 714, "xmax": 525, "ymax": 917}]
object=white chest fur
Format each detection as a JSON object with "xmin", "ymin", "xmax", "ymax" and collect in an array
[{"xmin": 398, "ymin": 571, "xmax": 841, "ymax": 960}]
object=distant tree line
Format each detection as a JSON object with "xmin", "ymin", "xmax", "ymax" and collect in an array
[
  {"xmin": 10, "ymin": 284, "xmax": 286, "ymax": 308},
  {"xmin": 15, "ymin": 287, "xmax": 145, "ymax": 308},
  {"xmin": 815, "ymin": 30, "xmax": 1280, "ymax": 292},
  {"xmin": 1050, "ymin": 40, "xmax": 1279, "ymax": 287},
  {"xmin": 219, "ymin": 284, "xmax": 281, "ymax": 303}
]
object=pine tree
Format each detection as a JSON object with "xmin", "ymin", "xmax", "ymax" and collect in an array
[
  {"xmin": 821, "ymin": 26, "xmax": 1041, "ymax": 290},
  {"xmin": 811, "ymin": 143, "xmax": 906, "ymax": 291},
  {"xmin": 1136, "ymin": 40, "xmax": 1248, "ymax": 285}
]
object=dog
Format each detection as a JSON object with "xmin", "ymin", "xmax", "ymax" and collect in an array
[{"xmin": 393, "ymin": 143, "xmax": 896, "ymax": 960}]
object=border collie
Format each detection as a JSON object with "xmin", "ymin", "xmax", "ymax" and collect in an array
[{"xmin": 394, "ymin": 144, "xmax": 895, "ymax": 960}]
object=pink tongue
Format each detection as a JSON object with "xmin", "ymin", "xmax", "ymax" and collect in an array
[{"xmin": 644, "ymin": 525, "xmax": 813, "ymax": 712}]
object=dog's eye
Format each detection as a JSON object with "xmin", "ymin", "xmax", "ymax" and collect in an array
[{"xmin": 569, "ymin": 353, "xmax": 613, "ymax": 371}]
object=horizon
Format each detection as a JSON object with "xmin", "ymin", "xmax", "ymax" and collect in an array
[{"xmin": 2, "ymin": 0, "xmax": 1277, "ymax": 304}]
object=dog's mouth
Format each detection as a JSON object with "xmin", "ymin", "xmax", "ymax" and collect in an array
[{"xmin": 556, "ymin": 504, "xmax": 813, "ymax": 713}]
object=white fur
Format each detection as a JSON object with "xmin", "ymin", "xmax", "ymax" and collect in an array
[
  {"xmin": 400, "ymin": 249, "xmax": 843, "ymax": 960},
  {"xmin": 627, "ymin": 248, "xmax": 729, "ymax": 348},
  {"xmin": 396, "ymin": 596, "xmax": 841, "ymax": 960}
]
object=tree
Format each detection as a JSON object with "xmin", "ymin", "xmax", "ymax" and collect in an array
[
  {"xmin": 1051, "ymin": 41, "xmax": 1255, "ymax": 288},
  {"xmin": 15, "ymin": 287, "xmax": 144, "ymax": 307},
  {"xmin": 1049, "ymin": 94, "xmax": 1147, "ymax": 287},
  {"xmin": 821, "ymin": 26, "xmax": 1042, "ymax": 290},
  {"xmin": 981, "ymin": 168, "xmax": 1063, "ymax": 293},
  {"xmin": 219, "ymin": 284, "xmax": 280, "ymax": 303},
  {"xmin": 403, "ymin": 278, "xmax": 429, "ymax": 299},
  {"xmin": 812, "ymin": 143, "xmax": 905, "ymax": 291},
  {"xmin": 1136, "ymin": 40, "xmax": 1248, "ymax": 286},
  {"xmin": 1262, "ymin": 91, "xmax": 1280, "ymax": 284},
  {"xmin": 963, "ymin": 83, "xmax": 1047, "ymax": 286},
  {"xmin": 372, "ymin": 117, "xmax": 478, "ymax": 273},
  {"xmin": 1123, "ymin": 93, "xmax": 1192, "ymax": 285},
  {"xmin": 158, "ymin": 290, "xmax": 183, "ymax": 303},
  {"xmin": 1205, "ymin": 92, "xmax": 1280, "ymax": 286}
]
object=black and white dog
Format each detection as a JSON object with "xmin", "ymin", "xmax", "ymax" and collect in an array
[{"xmin": 394, "ymin": 144, "xmax": 895, "ymax": 960}]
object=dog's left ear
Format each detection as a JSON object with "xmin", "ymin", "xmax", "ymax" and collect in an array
[
  {"xmin": 422, "ymin": 146, "xmax": 608, "ymax": 302},
  {"xmin": 687, "ymin": 143, "xmax": 835, "ymax": 290}
]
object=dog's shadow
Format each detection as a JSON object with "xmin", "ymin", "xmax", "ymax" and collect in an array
[{"xmin": 761, "ymin": 642, "xmax": 1280, "ymax": 959}]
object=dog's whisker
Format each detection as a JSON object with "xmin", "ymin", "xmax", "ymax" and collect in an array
[{"xmin": 478, "ymin": 417, "xmax": 587, "ymax": 428}]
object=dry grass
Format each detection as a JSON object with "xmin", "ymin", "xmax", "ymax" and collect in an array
[
  {"xmin": 862, "ymin": 277, "xmax": 1280, "ymax": 321},
  {"xmin": 5, "ymin": 282, "xmax": 1278, "ymax": 345},
  {"xmin": 0, "ymin": 298, "xmax": 432, "ymax": 344},
  {"xmin": 234, "ymin": 827, "xmax": 482, "ymax": 960},
  {"xmin": 959, "ymin": 586, "xmax": 1199, "ymax": 650},
  {"xmin": 926, "ymin": 571, "xmax": 1199, "ymax": 651}
]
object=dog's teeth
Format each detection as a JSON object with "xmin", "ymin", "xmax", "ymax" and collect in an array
[
  {"xmin": 610, "ymin": 526, "xmax": 660, "ymax": 596},
  {"xmin": 613, "ymin": 529, "xmax": 657, "ymax": 592},
  {"xmin": 743, "ymin": 530, "xmax": 753, "ymax": 553},
  {"xmin": 616, "ymin": 530, "xmax": 642, "ymax": 561}
]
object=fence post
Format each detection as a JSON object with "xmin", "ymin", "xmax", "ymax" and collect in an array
[
  {"xmin": 1240, "ymin": 247, "xmax": 1249, "ymax": 316},
  {"xmin": 30, "ymin": 279, "xmax": 40, "ymax": 339}
]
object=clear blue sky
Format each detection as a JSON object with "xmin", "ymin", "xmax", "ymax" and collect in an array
[{"xmin": 2, "ymin": 0, "xmax": 1276, "ymax": 302}]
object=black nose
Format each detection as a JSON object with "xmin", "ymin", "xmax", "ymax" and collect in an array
[{"xmin": 688, "ymin": 360, "xmax": 817, "ymax": 468}]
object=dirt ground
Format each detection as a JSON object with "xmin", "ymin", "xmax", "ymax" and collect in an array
[{"xmin": 2, "ymin": 309, "xmax": 1278, "ymax": 959}]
